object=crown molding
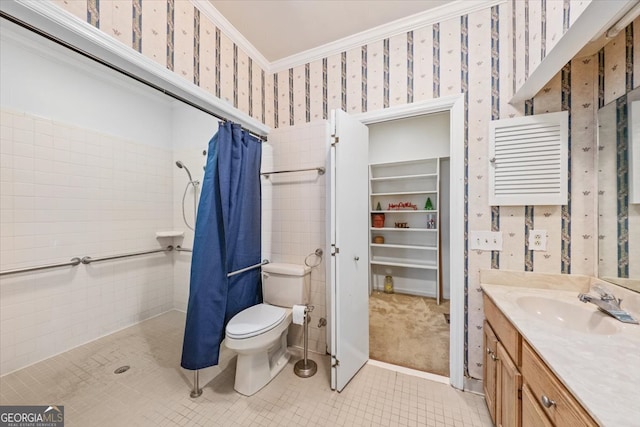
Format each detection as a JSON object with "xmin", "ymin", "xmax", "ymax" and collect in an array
[
  {"xmin": 191, "ymin": 0, "xmax": 271, "ymax": 72},
  {"xmin": 268, "ymin": 0, "xmax": 506, "ymax": 73},
  {"xmin": 191, "ymin": 0, "xmax": 504, "ymax": 74}
]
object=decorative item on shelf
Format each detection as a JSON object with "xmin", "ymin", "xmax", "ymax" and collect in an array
[
  {"xmin": 388, "ymin": 202, "xmax": 418, "ymax": 210},
  {"xmin": 424, "ymin": 197, "xmax": 433, "ymax": 210},
  {"xmin": 394, "ymin": 222, "xmax": 409, "ymax": 228},
  {"xmin": 384, "ymin": 275, "xmax": 394, "ymax": 294},
  {"xmin": 373, "ymin": 236, "xmax": 385, "ymax": 244},
  {"xmin": 376, "ymin": 201, "xmax": 382, "ymax": 210},
  {"xmin": 372, "ymin": 212, "xmax": 385, "ymax": 228},
  {"xmin": 426, "ymin": 214, "xmax": 436, "ymax": 229}
]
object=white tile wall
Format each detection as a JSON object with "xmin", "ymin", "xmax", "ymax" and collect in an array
[
  {"xmin": 263, "ymin": 121, "xmax": 330, "ymax": 354},
  {"xmin": 0, "ymin": 108, "xmax": 175, "ymax": 375}
]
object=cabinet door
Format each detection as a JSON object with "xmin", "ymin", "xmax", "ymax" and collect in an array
[
  {"xmin": 522, "ymin": 384, "xmax": 553, "ymax": 427},
  {"xmin": 483, "ymin": 321, "xmax": 498, "ymax": 425},
  {"xmin": 496, "ymin": 342, "xmax": 522, "ymax": 427}
]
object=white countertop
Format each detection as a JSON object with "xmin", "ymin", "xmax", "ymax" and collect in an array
[{"xmin": 481, "ymin": 284, "xmax": 640, "ymax": 427}]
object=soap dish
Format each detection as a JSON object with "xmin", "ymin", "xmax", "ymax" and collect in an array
[{"xmin": 155, "ymin": 231, "xmax": 185, "ymax": 238}]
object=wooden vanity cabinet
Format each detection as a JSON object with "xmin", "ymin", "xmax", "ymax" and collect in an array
[
  {"xmin": 483, "ymin": 294, "xmax": 598, "ymax": 427},
  {"xmin": 496, "ymin": 342, "xmax": 522, "ymax": 427},
  {"xmin": 483, "ymin": 295, "xmax": 522, "ymax": 427},
  {"xmin": 483, "ymin": 321, "xmax": 498, "ymax": 423}
]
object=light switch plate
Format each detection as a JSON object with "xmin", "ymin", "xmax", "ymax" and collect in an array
[
  {"xmin": 469, "ymin": 231, "xmax": 503, "ymax": 251},
  {"xmin": 528, "ymin": 229, "xmax": 547, "ymax": 251}
]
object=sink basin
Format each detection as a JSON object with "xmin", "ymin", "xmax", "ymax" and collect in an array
[{"xmin": 516, "ymin": 296, "xmax": 621, "ymax": 335}]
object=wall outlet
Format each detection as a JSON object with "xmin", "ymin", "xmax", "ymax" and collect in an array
[
  {"xmin": 528, "ymin": 229, "xmax": 547, "ymax": 251},
  {"xmin": 469, "ymin": 231, "xmax": 503, "ymax": 251}
]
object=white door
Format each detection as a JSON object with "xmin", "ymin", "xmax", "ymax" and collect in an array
[{"xmin": 329, "ymin": 109, "xmax": 370, "ymax": 391}]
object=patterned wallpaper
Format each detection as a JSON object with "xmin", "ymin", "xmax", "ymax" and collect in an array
[
  {"xmin": 55, "ymin": 0, "xmax": 269, "ymax": 124},
  {"xmin": 51, "ymin": 0, "xmax": 638, "ymax": 380}
]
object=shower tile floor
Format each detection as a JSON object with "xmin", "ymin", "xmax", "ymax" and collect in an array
[{"xmin": 0, "ymin": 311, "xmax": 492, "ymax": 426}]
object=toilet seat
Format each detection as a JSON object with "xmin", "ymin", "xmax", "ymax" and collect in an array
[{"xmin": 226, "ymin": 304, "xmax": 286, "ymax": 339}]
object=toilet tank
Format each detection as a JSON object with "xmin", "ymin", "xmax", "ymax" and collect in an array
[{"xmin": 261, "ymin": 263, "xmax": 311, "ymax": 307}]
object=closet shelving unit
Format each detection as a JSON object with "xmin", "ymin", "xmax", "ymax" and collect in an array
[{"xmin": 369, "ymin": 158, "xmax": 441, "ymax": 303}]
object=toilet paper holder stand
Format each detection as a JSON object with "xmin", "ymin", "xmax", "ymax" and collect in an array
[{"xmin": 294, "ymin": 305, "xmax": 317, "ymax": 378}]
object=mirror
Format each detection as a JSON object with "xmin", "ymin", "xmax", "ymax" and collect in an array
[{"xmin": 597, "ymin": 87, "xmax": 640, "ymax": 292}]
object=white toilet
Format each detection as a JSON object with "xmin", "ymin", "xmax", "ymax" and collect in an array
[{"xmin": 225, "ymin": 262, "xmax": 310, "ymax": 396}]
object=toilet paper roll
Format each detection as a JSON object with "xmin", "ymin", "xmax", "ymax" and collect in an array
[{"xmin": 292, "ymin": 305, "xmax": 306, "ymax": 325}]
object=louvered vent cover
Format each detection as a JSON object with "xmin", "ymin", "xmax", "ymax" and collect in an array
[{"xmin": 489, "ymin": 111, "xmax": 568, "ymax": 206}]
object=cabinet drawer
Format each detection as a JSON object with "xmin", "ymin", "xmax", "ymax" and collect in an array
[
  {"xmin": 483, "ymin": 294, "xmax": 520, "ymax": 364},
  {"xmin": 522, "ymin": 384, "xmax": 553, "ymax": 427},
  {"xmin": 521, "ymin": 341, "xmax": 597, "ymax": 427}
]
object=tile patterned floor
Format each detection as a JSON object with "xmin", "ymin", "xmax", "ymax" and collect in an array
[{"xmin": 0, "ymin": 311, "xmax": 492, "ymax": 426}]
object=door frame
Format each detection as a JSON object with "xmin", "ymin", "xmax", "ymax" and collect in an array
[{"xmin": 352, "ymin": 94, "xmax": 465, "ymax": 390}]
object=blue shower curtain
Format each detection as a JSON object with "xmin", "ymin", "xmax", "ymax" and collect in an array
[{"xmin": 181, "ymin": 122, "xmax": 262, "ymax": 370}]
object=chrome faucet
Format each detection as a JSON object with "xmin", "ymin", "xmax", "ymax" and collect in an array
[{"xmin": 578, "ymin": 285, "xmax": 638, "ymax": 324}]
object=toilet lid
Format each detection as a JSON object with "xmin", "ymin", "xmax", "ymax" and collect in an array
[{"xmin": 226, "ymin": 304, "xmax": 287, "ymax": 339}]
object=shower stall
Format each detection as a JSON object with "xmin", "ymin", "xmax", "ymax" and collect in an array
[{"xmin": 0, "ymin": 12, "xmax": 265, "ymax": 386}]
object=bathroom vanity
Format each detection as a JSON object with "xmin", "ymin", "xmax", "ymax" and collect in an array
[
  {"xmin": 483, "ymin": 294, "xmax": 596, "ymax": 426},
  {"xmin": 481, "ymin": 277, "xmax": 640, "ymax": 427}
]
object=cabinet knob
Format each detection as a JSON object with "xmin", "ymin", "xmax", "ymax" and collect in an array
[
  {"xmin": 486, "ymin": 347, "xmax": 491, "ymax": 354},
  {"xmin": 490, "ymin": 353, "xmax": 498, "ymax": 362},
  {"xmin": 540, "ymin": 395, "xmax": 556, "ymax": 408},
  {"xmin": 354, "ymin": 256, "xmax": 359, "ymax": 261}
]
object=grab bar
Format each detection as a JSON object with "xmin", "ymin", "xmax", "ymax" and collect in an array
[
  {"xmin": 1, "ymin": 246, "xmax": 174, "ymax": 276},
  {"xmin": 81, "ymin": 246, "xmax": 173, "ymax": 264},
  {"xmin": 228, "ymin": 260, "xmax": 269, "ymax": 277},
  {"xmin": 175, "ymin": 247, "xmax": 267, "ymax": 277},
  {"xmin": 261, "ymin": 166, "xmax": 325, "ymax": 178},
  {"xmin": 0, "ymin": 257, "xmax": 82, "ymax": 277}
]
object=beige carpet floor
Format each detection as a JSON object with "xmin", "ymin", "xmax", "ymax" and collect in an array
[{"xmin": 369, "ymin": 292, "xmax": 450, "ymax": 377}]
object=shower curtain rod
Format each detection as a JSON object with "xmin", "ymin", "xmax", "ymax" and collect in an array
[{"xmin": 0, "ymin": 12, "xmax": 268, "ymax": 142}]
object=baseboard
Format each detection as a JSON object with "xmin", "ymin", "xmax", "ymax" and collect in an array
[{"xmin": 464, "ymin": 376, "xmax": 484, "ymax": 395}]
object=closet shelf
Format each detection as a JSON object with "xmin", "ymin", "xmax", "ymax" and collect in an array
[
  {"xmin": 369, "ymin": 157, "xmax": 442, "ymax": 304},
  {"xmin": 370, "ymin": 227, "xmax": 437, "ymax": 232},
  {"xmin": 370, "ymin": 243, "xmax": 437, "ymax": 250},
  {"xmin": 370, "ymin": 173, "xmax": 437, "ymax": 181},
  {"xmin": 370, "ymin": 190, "xmax": 437, "ymax": 196},
  {"xmin": 370, "ymin": 260, "xmax": 438, "ymax": 270},
  {"xmin": 369, "ymin": 210, "xmax": 437, "ymax": 214}
]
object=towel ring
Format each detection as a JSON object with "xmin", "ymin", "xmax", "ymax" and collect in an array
[{"xmin": 304, "ymin": 248, "xmax": 323, "ymax": 268}]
